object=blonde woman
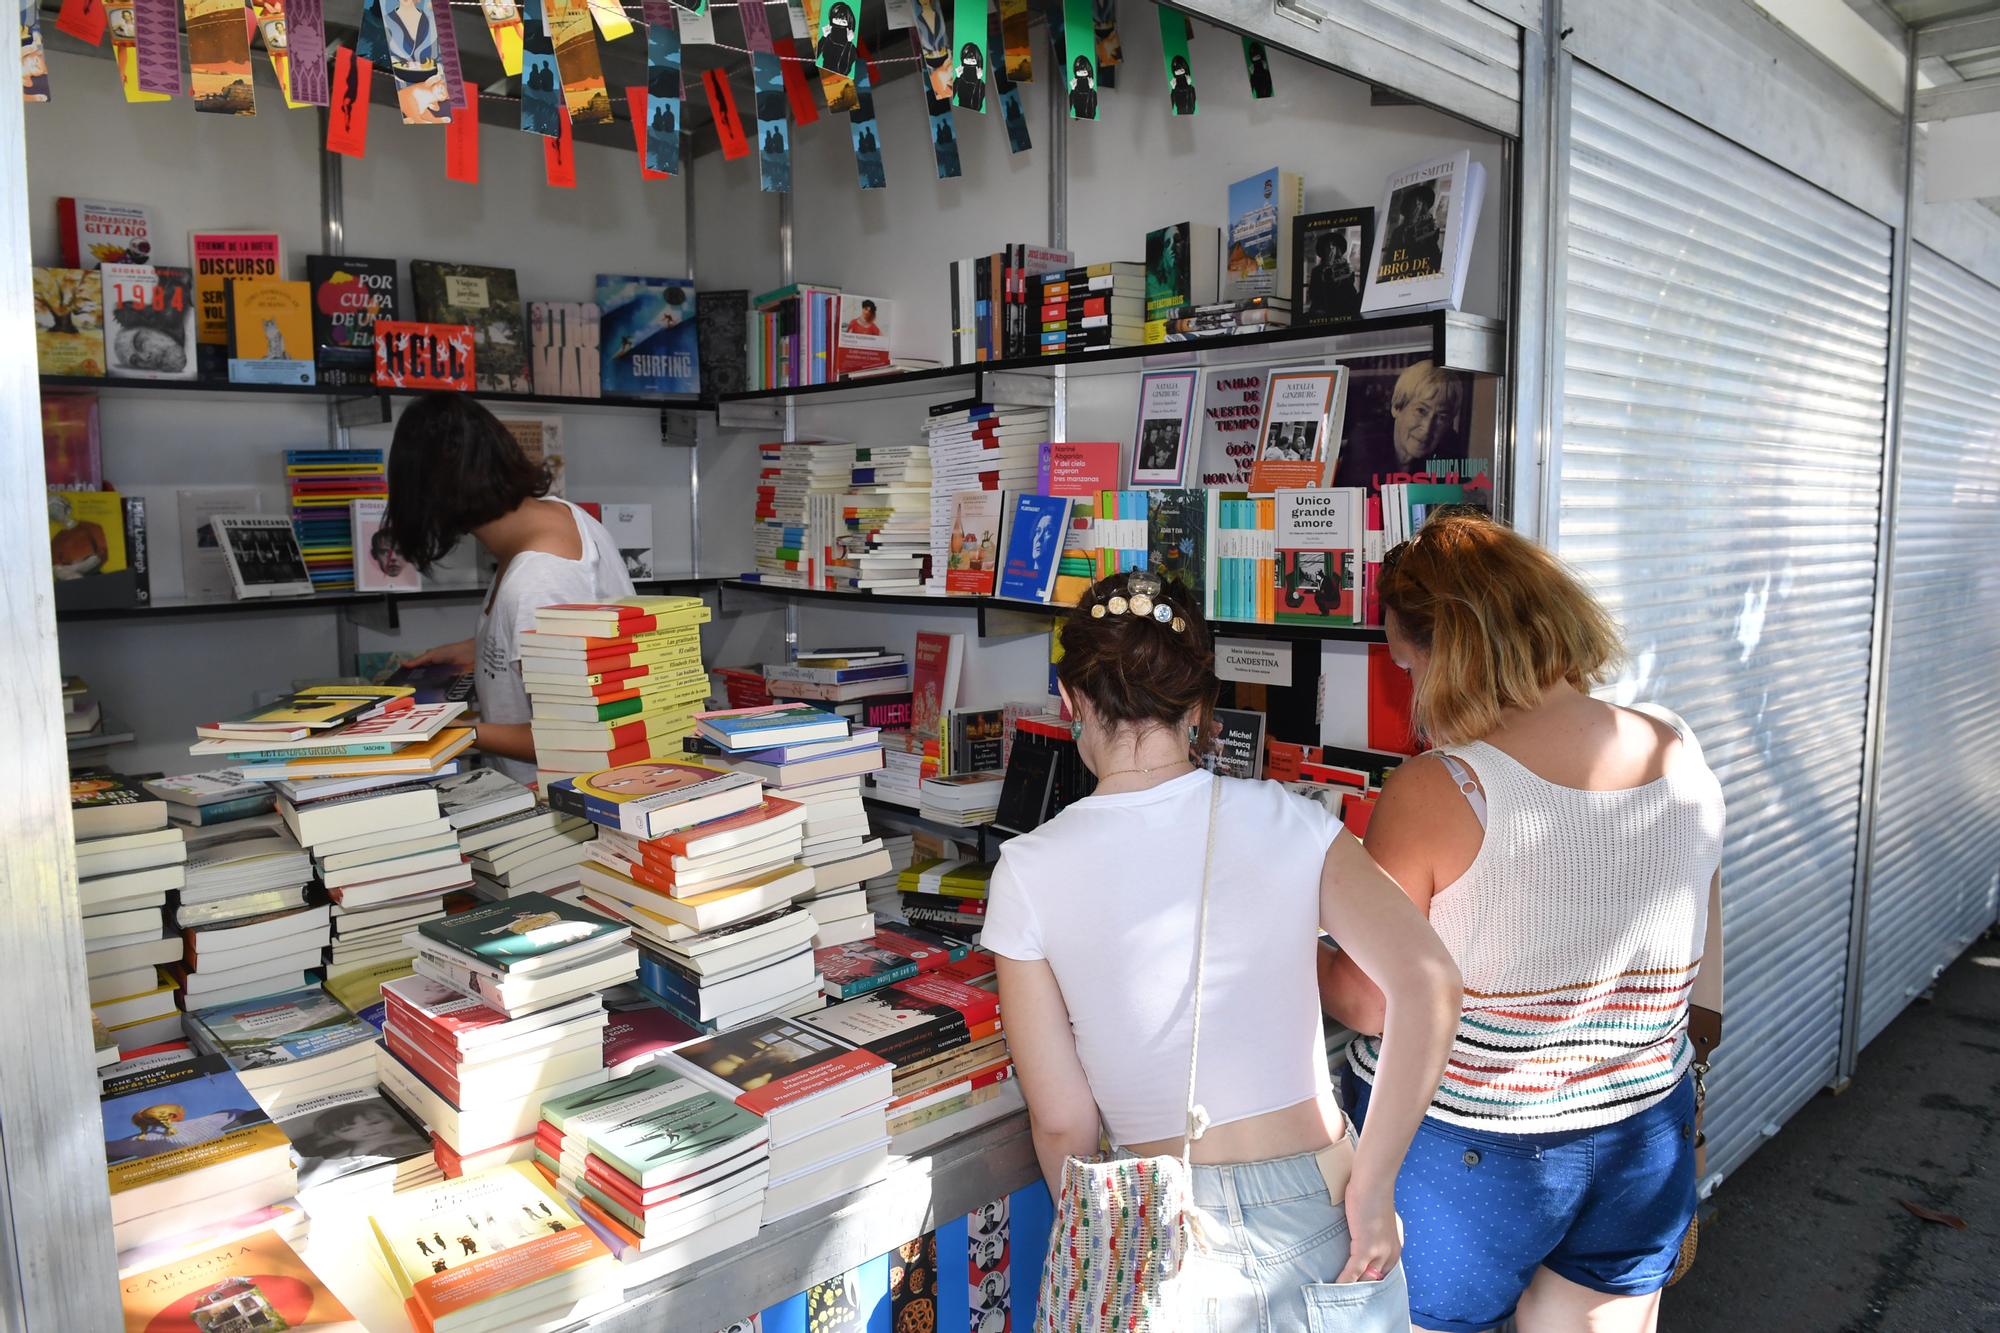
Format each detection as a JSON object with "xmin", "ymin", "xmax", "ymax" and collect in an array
[{"xmin": 1320, "ymin": 514, "xmax": 1725, "ymax": 1333}]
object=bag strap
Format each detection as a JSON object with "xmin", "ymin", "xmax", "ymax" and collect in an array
[{"xmin": 1180, "ymin": 777, "xmax": 1223, "ymax": 1173}]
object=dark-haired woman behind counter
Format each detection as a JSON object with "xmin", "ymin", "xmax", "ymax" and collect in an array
[{"xmin": 381, "ymin": 393, "xmax": 634, "ymax": 785}]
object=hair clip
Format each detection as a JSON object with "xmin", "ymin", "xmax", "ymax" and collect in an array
[{"xmin": 1087, "ymin": 571, "xmax": 1185, "ymax": 630}]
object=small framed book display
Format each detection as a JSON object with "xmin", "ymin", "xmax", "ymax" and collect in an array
[{"xmin": 214, "ymin": 514, "xmax": 316, "ymax": 599}]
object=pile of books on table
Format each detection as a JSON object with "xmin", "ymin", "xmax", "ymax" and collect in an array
[
  {"xmin": 762, "ymin": 648, "xmax": 911, "ymax": 708},
  {"xmin": 534, "ymin": 1063, "xmax": 770, "ymax": 1283},
  {"xmin": 459, "ymin": 795, "xmax": 598, "ymax": 901},
  {"xmin": 185, "ymin": 982, "xmax": 379, "ymax": 1114},
  {"xmin": 746, "ymin": 439, "xmax": 852, "ymax": 589},
  {"xmin": 815, "ymin": 922, "xmax": 971, "ymax": 1001},
  {"xmin": 273, "ymin": 1084, "xmax": 439, "ymax": 1216},
  {"xmin": 143, "ymin": 766, "xmax": 276, "ymax": 826},
  {"xmin": 72, "ymin": 774, "xmax": 187, "ymax": 1054},
  {"xmin": 862, "ymin": 831, "xmax": 917, "ymax": 922},
  {"xmin": 523, "ymin": 596, "xmax": 714, "ymax": 786},
  {"xmin": 871, "ymin": 732, "xmax": 926, "ymax": 808}
]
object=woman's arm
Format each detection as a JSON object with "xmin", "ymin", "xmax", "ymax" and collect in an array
[
  {"xmin": 1318, "ymin": 824, "xmax": 1460, "ymax": 1283},
  {"xmin": 995, "ymin": 956, "xmax": 1101, "ymax": 1198},
  {"xmin": 473, "ymin": 722, "xmax": 537, "ymax": 763}
]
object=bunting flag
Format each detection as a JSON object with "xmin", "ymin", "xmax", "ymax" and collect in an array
[
  {"xmin": 1092, "ymin": 0, "xmax": 1119, "ymax": 80},
  {"xmin": 846, "ymin": 40, "xmax": 884, "ymax": 189},
  {"xmin": 548, "ymin": 0, "xmax": 611, "ymax": 125},
  {"xmin": 1241, "ymin": 36, "xmax": 1272, "ymax": 99},
  {"xmin": 780, "ymin": 38, "xmax": 821, "ymax": 124},
  {"xmin": 285, "ymin": 0, "xmax": 328, "ymax": 103},
  {"xmin": 1158, "ymin": 7, "xmax": 1193, "ymax": 115},
  {"xmin": 1061, "ymin": 0, "xmax": 1096, "ymax": 119},
  {"xmin": 435, "ymin": 0, "xmax": 468, "ymax": 107},
  {"xmin": 376, "ymin": 0, "xmax": 452, "ymax": 122},
  {"xmin": 55, "ymin": 0, "xmax": 107, "ymax": 47},
  {"xmin": 479, "ymin": 0, "xmax": 524, "ymax": 76},
  {"xmin": 675, "ymin": 0, "xmax": 712, "ymax": 44},
  {"xmin": 997, "ymin": 0, "xmax": 1028, "ymax": 79},
  {"xmin": 798, "ymin": 0, "xmax": 854, "ymax": 113},
  {"xmin": 584, "ymin": 0, "xmax": 632, "ymax": 41},
  {"xmin": 518, "ymin": 0, "xmax": 563, "ymax": 136},
  {"xmin": 446, "ymin": 79, "xmax": 480, "ymax": 180},
  {"xmin": 639, "ymin": 0, "xmax": 682, "ymax": 175},
  {"xmin": 625, "ymin": 84, "xmax": 670, "ymax": 178},
  {"xmin": 354, "ymin": 0, "xmax": 386, "ymax": 64},
  {"xmin": 326, "ymin": 46, "xmax": 374, "ymax": 155},
  {"xmin": 105, "ymin": 1, "xmax": 171, "ymax": 100},
  {"xmin": 133, "ymin": 0, "xmax": 181, "ymax": 94},
  {"xmin": 912, "ymin": 0, "xmax": 950, "ymax": 100},
  {"xmin": 701, "ymin": 66, "xmax": 747, "ymax": 159},
  {"xmin": 246, "ymin": 0, "xmax": 302, "ymax": 107},
  {"xmin": 186, "ymin": 0, "xmax": 255, "ymax": 113},
  {"xmin": 881, "ymin": 0, "xmax": 913, "ymax": 32},
  {"xmin": 949, "ymin": 0, "xmax": 984, "ymax": 112},
  {"xmin": 544, "ymin": 105, "xmax": 577, "ymax": 186},
  {"xmin": 737, "ymin": 0, "xmax": 791, "ymax": 192},
  {"xmin": 21, "ymin": 0, "xmax": 51, "ymax": 100},
  {"xmin": 991, "ymin": 13, "xmax": 1029, "ymax": 152},
  {"xmin": 919, "ymin": 38, "xmax": 961, "ymax": 179}
]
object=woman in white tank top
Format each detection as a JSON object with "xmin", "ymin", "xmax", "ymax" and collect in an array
[
  {"xmin": 1319, "ymin": 514, "xmax": 1726, "ymax": 1333},
  {"xmin": 986, "ymin": 570, "xmax": 1462, "ymax": 1331}
]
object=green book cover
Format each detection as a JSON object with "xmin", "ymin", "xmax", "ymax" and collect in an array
[
  {"xmin": 1146, "ymin": 488, "xmax": 1206, "ymax": 603},
  {"xmin": 541, "ymin": 1066, "xmax": 675, "ymax": 1139},
  {"xmin": 408, "ymin": 261, "xmax": 531, "ymax": 394},
  {"xmin": 416, "ymin": 892, "xmax": 622, "ymax": 971},
  {"xmin": 588, "ymin": 1082, "xmax": 765, "ymax": 1183}
]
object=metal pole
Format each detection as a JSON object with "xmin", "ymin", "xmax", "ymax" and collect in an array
[
  {"xmin": 1836, "ymin": 24, "xmax": 1920, "ymax": 1085},
  {"xmin": 1530, "ymin": 0, "xmax": 1570, "ymax": 546},
  {"xmin": 1047, "ymin": 43, "xmax": 1068, "ymax": 441},
  {"xmin": 685, "ymin": 154, "xmax": 702, "ymax": 580}
]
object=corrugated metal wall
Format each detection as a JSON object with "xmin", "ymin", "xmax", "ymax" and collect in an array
[
  {"xmin": 1859, "ymin": 247, "xmax": 2000, "ymax": 1047},
  {"xmin": 1558, "ymin": 66, "xmax": 1892, "ymax": 1180}
]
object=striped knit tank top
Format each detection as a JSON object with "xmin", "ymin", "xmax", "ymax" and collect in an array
[{"xmin": 1348, "ymin": 726, "xmax": 1725, "ymax": 1133}]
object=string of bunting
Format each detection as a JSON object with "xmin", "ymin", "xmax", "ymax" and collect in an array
[{"xmin": 27, "ymin": 0, "xmax": 1273, "ymax": 186}]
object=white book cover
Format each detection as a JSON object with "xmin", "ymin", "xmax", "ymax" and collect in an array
[
  {"xmin": 1130, "ymin": 368, "xmax": 1200, "ymax": 487},
  {"xmin": 352, "ymin": 497, "xmax": 421, "ymax": 592},
  {"xmin": 177, "ymin": 486, "xmax": 264, "ymax": 601},
  {"xmin": 596, "ymin": 503, "xmax": 654, "ymax": 580},
  {"xmin": 214, "ymin": 514, "xmax": 315, "ymax": 599},
  {"xmin": 1361, "ymin": 151, "xmax": 1486, "ymax": 315}
]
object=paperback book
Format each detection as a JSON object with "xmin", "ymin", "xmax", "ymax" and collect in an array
[
  {"xmin": 101, "ymin": 263, "xmax": 197, "ymax": 380},
  {"xmin": 307, "ymin": 254, "xmax": 400, "ymax": 388}
]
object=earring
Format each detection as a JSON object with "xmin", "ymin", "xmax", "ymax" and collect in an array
[
  {"xmin": 1070, "ymin": 719, "xmax": 1084, "ymax": 743},
  {"xmin": 1187, "ymin": 724, "xmax": 1199, "ymax": 743}
]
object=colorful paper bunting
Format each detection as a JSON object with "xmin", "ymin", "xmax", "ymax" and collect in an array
[
  {"xmin": 548, "ymin": 0, "xmax": 611, "ymax": 125},
  {"xmin": 377, "ymin": 0, "xmax": 452, "ymax": 123},
  {"xmin": 55, "ymin": 0, "xmax": 107, "ymax": 48},
  {"xmin": 950, "ymin": 0, "xmax": 985, "ymax": 112},
  {"xmin": 737, "ymin": 0, "xmax": 791, "ymax": 192},
  {"xmin": 991, "ymin": 12, "xmax": 1029, "ymax": 151},
  {"xmin": 1242, "ymin": 36, "xmax": 1272, "ymax": 98},
  {"xmin": 702, "ymin": 65, "xmax": 748, "ymax": 159},
  {"xmin": 249, "ymin": 0, "xmax": 305, "ymax": 109},
  {"xmin": 132, "ymin": 0, "xmax": 182, "ymax": 95},
  {"xmin": 186, "ymin": 0, "xmax": 256, "ymax": 114},
  {"xmin": 997, "ymin": 0, "xmax": 1029, "ymax": 80},
  {"xmin": 435, "ymin": 0, "xmax": 468, "ymax": 107},
  {"xmin": 106, "ymin": 0, "xmax": 171, "ymax": 101},
  {"xmin": 21, "ymin": 0, "xmax": 51, "ymax": 100},
  {"xmin": 1159, "ymin": 7, "xmax": 1194, "ymax": 115},
  {"xmin": 847, "ymin": 39, "xmax": 884, "ymax": 189},
  {"xmin": 638, "ymin": 0, "xmax": 682, "ymax": 175},
  {"xmin": 519, "ymin": 0, "xmax": 563, "ymax": 136},
  {"xmin": 625, "ymin": 84, "xmax": 670, "ymax": 178},
  {"xmin": 326, "ymin": 46, "xmax": 374, "ymax": 154},
  {"xmin": 1062, "ymin": 0, "xmax": 1097, "ymax": 119},
  {"xmin": 446, "ymin": 81, "xmax": 481, "ymax": 180},
  {"xmin": 285, "ymin": 0, "xmax": 329, "ymax": 104},
  {"xmin": 478, "ymin": 0, "xmax": 525, "ymax": 76},
  {"xmin": 918, "ymin": 33, "xmax": 961, "ymax": 179},
  {"xmin": 544, "ymin": 105, "xmax": 577, "ymax": 186}
]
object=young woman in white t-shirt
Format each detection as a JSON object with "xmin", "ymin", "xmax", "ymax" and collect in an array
[
  {"xmin": 984, "ymin": 570, "xmax": 1461, "ymax": 1331},
  {"xmin": 382, "ymin": 394, "xmax": 634, "ymax": 785}
]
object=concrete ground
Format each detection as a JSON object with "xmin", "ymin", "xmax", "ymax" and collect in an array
[{"xmin": 1660, "ymin": 936, "xmax": 2000, "ymax": 1332}]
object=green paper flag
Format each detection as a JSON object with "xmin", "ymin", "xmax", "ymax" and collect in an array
[
  {"xmin": 1242, "ymin": 37, "xmax": 1273, "ymax": 99},
  {"xmin": 1062, "ymin": 0, "xmax": 1096, "ymax": 119},
  {"xmin": 952, "ymin": 0, "xmax": 988, "ymax": 112},
  {"xmin": 1158, "ymin": 9, "xmax": 1193, "ymax": 116}
]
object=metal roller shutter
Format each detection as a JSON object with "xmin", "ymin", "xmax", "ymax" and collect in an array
[
  {"xmin": 1859, "ymin": 248, "xmax": 2000, "ymax": 1048},
  {"xmin": 1559, "ymin": 66, "xmax": 1892, "ymax": 1182}
]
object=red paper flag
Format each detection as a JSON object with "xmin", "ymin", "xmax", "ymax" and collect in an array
[
  {"xmin": 55, "ymin": 0, "xmax": 107, "ymax": 46},
  {"xmin": 544, "ymin": 105, "xmax": 577, "ymax": 187},
  {"xmin": 780, "ymin": 37, "xmax": 819, "ymax": 125},
  {"xmin": 703, "ymin": 67, "xmax": 748, "ymax": 160},
  {"xmin": 326, "ymin": 49, "xmax": 374, "ymax": 157},
  {"xmin": 446, "ymin": 83, "xmax": 481, "ymax": 182},
  {"xmin": 625, "ymin": 85, "xmax": 669, "ymax": 180}
]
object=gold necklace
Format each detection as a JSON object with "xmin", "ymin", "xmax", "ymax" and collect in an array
[{"xmin": 1093, "ymin": 759, "xmax": 1196, "ymax": 784}]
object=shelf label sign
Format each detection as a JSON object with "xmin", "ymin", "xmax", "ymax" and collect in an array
[{"xmin": 1216, "ymin": 638, "xmax": 1291, "ymax": 685}]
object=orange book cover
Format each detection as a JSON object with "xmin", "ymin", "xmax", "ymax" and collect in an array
[{"xmin": 119, "ymin": 1229, "xmax": 359, "ymax": 1331}]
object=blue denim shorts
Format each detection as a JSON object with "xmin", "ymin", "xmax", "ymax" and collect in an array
[
  {"xmin": 1167, "ymin": 1145, "xmax": 1410, "ymax": 1333},
  {"xmin": 1346, "ymin": 1071, "xmax": 1697, "ymax": 1333}
]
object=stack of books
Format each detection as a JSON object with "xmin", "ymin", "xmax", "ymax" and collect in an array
[
  {"xmin": 380, "ymin": 971, "xmax": 612, "ymax": 1176},
  {"xmin": 1163, "ymin": 294, "xmax": 1293, "ymax": 340},
  {"xmin": 64, "ymin": 674, "xmax": 101, "ymax": 739},
  {"xmin": 842, "ymin": 442, "xmax": 933, "ymax": 590},
  {"xmin": 746, "ymin": 439, "xmax": 852, "ymax": 589},
  {"xmin": 367, "ymin": 1162, "xmax": 620, "ymax": 1330},
  {"xmin": 406, "ymin": 891, "xmax": 638, "ymax": 1019},
  {"xmin": 285, "ymin": 447, "xmax": 385, "ymax": 593},
  {"xmin": 118, "ymin": 1230, "xmax": 356, "ymax": 1327},
  {"xmin": 533, "ymin": 1063, "xmax": 770, "ymax": 1282},
  {"xmin": 522, "ymin": 597, "xmax": 714, "ymax": 787},
  {"xmin": 99, "ymin": 1050, "xmax": 297, "ymax": 1253},
  {"xmin": 1033, "ymin": 261, "xmax": 1145, "ymax": 355},
  {"xmin": 708, "ymin": 664, "xmax": 774, "ymax": 711},
  {"xmin": 800, "ymin": 965, "xmax": 1019, "ymax": 1147},
  {"xmin": 72, "ymin": 774, "xmax": 187, "ymax": 1054},
  {"xmin": 461, "ymin": 799, "xmax": 597, "ymax": 901},
  {"xmin": 918, "ymin": 770, "xmax": 1006, "ymax": 827},
  {"xmin": 273, "ymin": 1085, "xmax": 439, "ymax": 1216},
  {"xmin": 559, "ymin": 760, "xmax": 822, "ymax": 1032},
  {"xmin": 816, "ymin": 922, "xmax": 971, "ymax": 1001},
  {"xmin": 896, "ymin": 856, "xmax": 992, "ymax": 943},
  {"xmin": 601, "ymin": 991, "xmax": 704, "ymax": 1075},
  {"xmin": 870, "ymin": 732, "xmax": 925, "ymax": 808},
  {"xmin": 177, "ymin": 900, "xmax": 335, "ymax": 1014},
  {"xmin": 863, "ymin": 831, "xmax": 917, "ymax": 921},
  {"xmin": 185, "ymin": 984, "xmax": 380, "ymax": 1113},
  {"xmin": 142, "ymin": 767, "xmax": 276, "ymax": 826},
  {"xmin": 762, "ymin": 650, "xmax": 912, "ymax": 707},
  {"xmin": 173, "ymin": 815, "xmax": 314, "ymax": 936},
  {"xmin": 665, "ymin": 1017, "xmax": 893, "ymax": 1223},
  {"xmin": 924, "ymin": 404, "xmax": 1047, "ymax": 593}
]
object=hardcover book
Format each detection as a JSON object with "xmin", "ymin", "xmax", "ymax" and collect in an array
[
  {"xmin": 1361, "ymin": 151, "xmax": 1486, "ymax": 316},
  {"xmin": 214, "ymin": 514, "xmax": 315, "ymax": 599},
  {"xmin": 42, "ymin": 391, "xmax": 102, "ymax": 487},
  {"xmin": 1247, "ymin": 366, "xmax": 1350, "ymax": 493},
  {"xmin": 226, "ymin": 278, "xmax": 317, "ymax": 385},
  {"xmin": 410, "ymin": 261, "xmax": 532, "ymax": 392},
  {"xmin": 33, "ymin": 268, "xmax": 106, "ymax": 375},
  {"xmin": 118, "ymin": 1229, "xmax": 361, "ymax": 1331},
  {"xmin": 1293, "ymin": 207, "xmax": 1374, "ymax": 327},
  {"xmin": 373, "ymin": 321, "xmax": 475, "ymax": 391},
  {"xmin": 190, "ymin": 231, "xmax": 284, "ymax": 349},
  {"xmin": 1223, "ymin": 168, "xmax": 1304, "ymax": 303},
  {"xmin": 101, "ymin": 263, "xmax": 197, "ymax": 380},
  {"xmin": 308, "ymin": 254, "xmax": 400, "ymax": 388},
  {"xmin": 58, "ymin": 197, "xmax": 154, "ymax": 269},
  {"xmin": 596, "ymin": 275, "xmax": 700, "ymax": 396},
  {"xmin": 695, "ymin": 289, "xmax": 750, "ymax": 397}
]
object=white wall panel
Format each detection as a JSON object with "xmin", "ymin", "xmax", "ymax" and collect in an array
[{"xmin": 1559, "ymin": 65, "xmax": 1891, "ymax": 1181}]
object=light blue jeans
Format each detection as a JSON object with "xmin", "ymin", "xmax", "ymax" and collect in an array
[{"xmin": 1174, "ymin": 1147, "xmax": 1411, "ymax": 1332}]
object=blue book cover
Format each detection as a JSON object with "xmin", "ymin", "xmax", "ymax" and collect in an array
[
  {"xmin": 596, "ymin": 275, "xmax": 700, "ymax": 396},
  {"xmin": 997, "ymin": 493, "xmax": 1068, "ymax": 603}
]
